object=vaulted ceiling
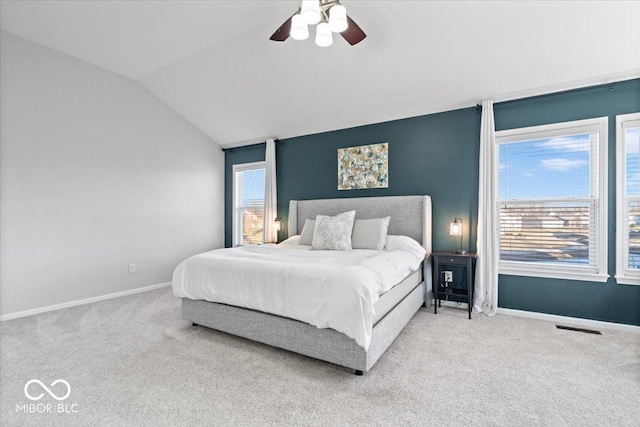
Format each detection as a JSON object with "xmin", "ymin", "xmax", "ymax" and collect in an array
[{"xmin": 2, "ymin": 1, "xmax": 639, "ymax": 148}]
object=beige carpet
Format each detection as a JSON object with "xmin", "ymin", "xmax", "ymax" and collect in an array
[{"xmin": 1, "ymin": 287, "xmax": 638, "ymax": 426}]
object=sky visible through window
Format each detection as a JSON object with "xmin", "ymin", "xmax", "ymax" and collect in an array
[
  {"xmin": 499, "ymin": 133, "xmax": 592, "ymax": 200},
  {"xmin": 626, "ymin": 127, "xmax": 640, "ymax": 196},
  {"xmin": 241, "ymin": 168, "xmax": 265, "ymax": 205}
]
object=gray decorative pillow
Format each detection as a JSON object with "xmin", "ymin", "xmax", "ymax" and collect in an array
[
  {"xmin": 299, "ymin": 219, "xmax": 315, "ymax": 246},
  {"xmin": 352, "ymin": 217, "xmax": 391, "ymax": 250},
  {"xmin": 311, "ymin": 211, "xmax": 356, "ymax": 251}
]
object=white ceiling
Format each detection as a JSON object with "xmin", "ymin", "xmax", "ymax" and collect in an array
[{"xmin": 2, "ymin": 1, "xmax": 640, "ymax": 147}]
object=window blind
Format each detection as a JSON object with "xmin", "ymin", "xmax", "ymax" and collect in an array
[
  {"xmin": 499, "ymin": 200, "xmax": 595, "ymax": 266},
  {"xmin": 233, "ymin": 165, "xmax": 265, "ymax": 246},
  {"xmin": 498, "ymin": 130, "xmax": 600, "ymax": 269},
  {"xmin": 627, "ymin": 200, "xmax": 640, "ymax": 270},
  {"xmin": 623, "ymin": 122, "xmax": 640, "ymax": 270}
]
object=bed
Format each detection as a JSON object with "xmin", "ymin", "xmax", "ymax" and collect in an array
[{"xmin": 175, "ymin": 195, "xmax": 432, "ymax": 374}]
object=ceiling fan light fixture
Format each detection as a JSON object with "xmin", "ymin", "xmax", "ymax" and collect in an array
[
  {"xmin": 270, "ymin": 1, "xmax": 366, "ymax": 46},
  {"xmin": 290, "ymin": 14, "xmax": 309, "ymax": 40},
  {"xmin": 315, "ymin": 21, "xmax": 333, "ymax": 47},
  {"xmin": 329, "ymin": 5, "xmax": 348, "ymax": 33},
  {"xmin": 301, "ymin": 0, "xmax": 321, "ymax": 25}
]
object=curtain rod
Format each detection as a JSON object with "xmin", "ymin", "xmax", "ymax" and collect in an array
[
  {"xmin": 222, "ymin": 142, "xmax": 264, "ymax": 152},
  {"xmin": 222, "ymin": 139, "xmax": 278, "ymax": 152},
  {"xmin": 490, "ymin": 80, "xmax": 631, "ymax": 107},
  {"xmin": 474, "ymin": 79, "xmax": 631, "ymax": 112}
]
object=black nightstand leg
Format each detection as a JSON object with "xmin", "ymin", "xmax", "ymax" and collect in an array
[
  {"xmin": 434, "ymin": 292, "xmax": 438, "ymax": 314},
  {"xmin": 433, "ymin": 262, "xmax": 438, "ymax": 314},
  {"xmin": 467, "ymin": 259, "xmax": 472, "ymax": 319}
]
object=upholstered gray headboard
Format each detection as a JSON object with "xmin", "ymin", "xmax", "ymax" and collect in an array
[
  {"xmin": 288, "ymin": 195, "xmax": 432, "ymax": 252},
  {"xmin": 288, "ymin": 195, "xmax": 433, "ymax": 306}
]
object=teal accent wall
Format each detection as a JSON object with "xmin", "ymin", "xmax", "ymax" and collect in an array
[
  {"xmin": 224, "ymin": 78, "xmax": 640, "ymax": 326},
  {"xmin": 226, "ymin": 108, "xmax": 481, "ymax": 253},
  {"xmin": 495, "ymin": 78, "xmax": 640, "ymax": 326}
]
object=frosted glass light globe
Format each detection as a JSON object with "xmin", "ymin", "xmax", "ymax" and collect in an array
[
  {"xmin": 301, "ymin": 0, "xmax": 321, "ymax": 25},
  {"xmin": 315, "ymin": 22, "xmax": 333, "ymax": 47},
  {"xmin": 290, "ymin": 14, "xmax": 309, "ymax": 40},
  {"xmin": 329, "ymin": 5, "xmax": 348, "ymax": 33}
]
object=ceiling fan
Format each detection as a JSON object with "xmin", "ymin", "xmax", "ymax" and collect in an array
[{"xmin": 270, "ymin": 0, "xmax": 366, "ymax": 47}]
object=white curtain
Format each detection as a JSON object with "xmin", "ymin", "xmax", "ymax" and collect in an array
[
  {"xmin": 263, "ymin": 138, "xmax": 278, "ymax": 244},
  {"xmin": 474, "ymin": 100, "xmax": 498, "ymax": 316}
]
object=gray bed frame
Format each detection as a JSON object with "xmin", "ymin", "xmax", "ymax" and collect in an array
[{"xmin": 182, "ymin": 195, "xmax": 432, "ymax": 374}]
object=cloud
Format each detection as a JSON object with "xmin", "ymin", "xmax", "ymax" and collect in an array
[
  {"xmin": 626, "ymin": 128, "xmax": 640, "ymax": 154},
  {"xmin": 537, "ymin": 135, "xmax": 591, "ymax": 152},
  {"xmin": 499, "ymin": 163, "xmax": 507, "ymax": 170},
  {"xmin": 541, "ymin": 158, "xmax": 588, "ymax": 171},
  {"xmin": 523, "ymin": 172, "xmax": 535, "ymax": 177}
]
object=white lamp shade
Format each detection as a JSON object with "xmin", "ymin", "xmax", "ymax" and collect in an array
[
  {"xmin": 450, "ymin": 221, "xmax": 462, "ymax": 236},
  {"xmin": 315, "ymin": 22, "xmax": 333, "ymax": 47},
  {"xmin": 329, "ymin": 5, "xmax": 348, "ymax": 33},
  {"xmin": 301, "ymin": 0, "xmax": 321, "ymax": 25},
  {"xmin": 290, "ymin": 14, "xmax": 309, "ymax": 40}
]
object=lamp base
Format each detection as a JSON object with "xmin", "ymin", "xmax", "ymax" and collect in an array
[{"xmin": 452, "ymin": 249, "xmax": 467, "ymax": 255}]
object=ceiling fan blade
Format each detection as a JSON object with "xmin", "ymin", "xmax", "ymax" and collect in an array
[
  {"xmin": 270, "ymin": 14, "xmax": 295, "ymax": 42},
  {"xmin": 341, "ymin": 16, "xmax": 366, "ymax": 45}
]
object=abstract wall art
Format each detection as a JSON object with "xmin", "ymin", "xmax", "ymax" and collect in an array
[{"xmin": 338, "ymin": 142, "xmax": 388, "ymax": 190}]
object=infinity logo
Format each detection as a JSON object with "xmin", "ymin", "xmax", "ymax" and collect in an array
[{"xmin": 24, "ymin": 379, "xmax": 71, "ymax": 401}]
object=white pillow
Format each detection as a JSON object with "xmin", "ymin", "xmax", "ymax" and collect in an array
[
  {"xmin": 299, "ymin": 219, "xmax": 315, "ymax": 246},
  {"xmin": 386, "ymin": 235, "xmax": 427, "ymax": 260},
  {"xmin": 279, "ymin": 235, "xmax": 301, "ymax": 245},
  {"xmin": 311, "ymin": 211, "xmax": 356, "ymax": 251},
  {"xmin": 352, "ymin": 217, "xmax": 391, "ymax": 250}
]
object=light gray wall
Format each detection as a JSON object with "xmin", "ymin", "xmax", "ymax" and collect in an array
[{"xmin": 0, "ymin": 32, "xmax": 224, "ymax": 316}]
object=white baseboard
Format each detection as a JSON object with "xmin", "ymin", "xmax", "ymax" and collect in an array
[
  {"xmin": 429, "ymin": 299, "xmax": 640, "ymax": 333},
  {"xmin": 0, "ymin": 282, "xmax": 172, "ymax": 322},
  {"xmin": 496, "ymin": 307, "xmax": 640, "ymax": 333}
]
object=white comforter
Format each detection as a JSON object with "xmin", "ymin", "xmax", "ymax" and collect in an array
[{"xmin": 172, "ymin": 236, "xmax": 426, "ymax": 350}]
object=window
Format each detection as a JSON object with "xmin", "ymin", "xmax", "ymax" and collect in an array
[
  {"xmin": 496, "ymin": 117, "xmax": 608, "ymax": 282},
  {"xmin": 232, "ymin": 162, "xmax": 265, "ymax": 246},
  {"xmin": 616, "ymin": 112, "xmax": 640, "ymax": 285}
]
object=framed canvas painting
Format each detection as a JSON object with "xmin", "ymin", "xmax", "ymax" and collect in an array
[{"xmin": 338, "ymin": 143, "xmax": 388, "ymax": 190}]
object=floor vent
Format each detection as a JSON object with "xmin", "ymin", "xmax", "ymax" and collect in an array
[{"xmin": 556, "ymin": 325, "xmax": 602, "ymax": 335}]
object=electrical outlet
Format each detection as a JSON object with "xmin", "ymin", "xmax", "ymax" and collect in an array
[
  {"xmin": 129, "ymin": 263, "xmax": 136, "ymax": 273},
  {"xmin": 443, "ymin": 271, "xmax": 453, "ymax": 282}
]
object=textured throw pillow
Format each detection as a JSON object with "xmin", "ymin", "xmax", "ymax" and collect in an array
[
  {"xmin": 299, "ymin": 219, "xmax": 316, "ymax": 246},
  {"xmin": 311, "ymin": 211, "xmax": 356, "ymax": 251},
  {"xmin": 352, "ymin": 217, "xmax": 391, "ymax": 250}
]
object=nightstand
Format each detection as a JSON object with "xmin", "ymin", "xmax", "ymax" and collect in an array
[{"xmin": 432, "ymin": 252, "xmax": 476, "ymax": 319}]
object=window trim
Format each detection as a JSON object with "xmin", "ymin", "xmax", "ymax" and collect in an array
[
  {"xmin": 615, "ymin": 112, "xmax": 640, "ymax": 286},
  {"xmin": 495, "ymin": 117, "xmax": 609, "ymax": 283},
  {"xmin": 232, "ymin": 161, "xmax": 266, "ymax": 247}
]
